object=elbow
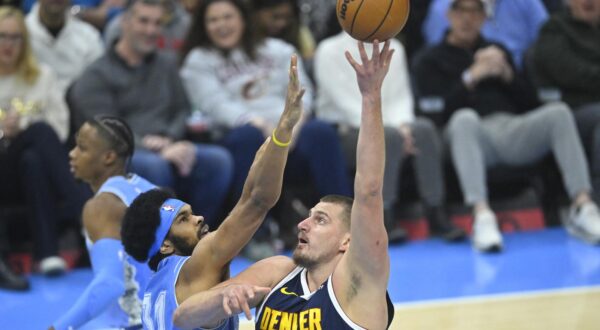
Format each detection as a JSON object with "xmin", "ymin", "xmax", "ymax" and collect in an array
[
  {"xmin": 102, "ymin": 276, "xmax": 126, "ymax": 299},
  {"xmin": 354, "ymin": 176, "xmax": 382, "ymax": 200},
  {"xmin": 249, "ymin": 188, "xmax": 281, "ymax": 211}
]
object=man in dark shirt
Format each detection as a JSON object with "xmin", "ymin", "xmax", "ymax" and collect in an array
[
  {"xmin": 69, "ymin": 0, "xmax": 233, "ymax": 227},
  {"xmin": 413, "ymin": 0, "xmax": 600, "ymax": 251},
  {"xmin": 533, "ymin": 0, "xmax": 600, "ymax": 201}
]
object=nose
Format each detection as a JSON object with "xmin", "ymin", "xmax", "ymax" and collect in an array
[
  {"xmin": 297, "ymin": 217, "xmax": 310, "ymax": 232},
  {"xmin": 68, "ymin": 147, "xmax": 76, "ymax": 160},
  {"xmin": 195, "ymin": 215, "xmax": 204, "ymax": 226}
]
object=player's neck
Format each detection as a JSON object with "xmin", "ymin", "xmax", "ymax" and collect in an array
[
  {"xmin": 305, "ymin": 258, "xmax": 340, "ymax": 292},
  {"xmin": 90, "ymin": 168, "xmax": 127, "ymax": 193}
]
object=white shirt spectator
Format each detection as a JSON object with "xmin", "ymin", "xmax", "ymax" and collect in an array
[
  {"xmin": 0, "ymin": 64, "xmax": 69, "ymax": 142},
  {"xmin": 26, "ymin": 3, "xmax": 104, "ymax": 92},
  {"xmin": 181, "ymin": 38, "xmax": 313, "ymax": 128},
  {"xmin": 315, "ymin": 32, "xmax": 414, "ymax": 128}
]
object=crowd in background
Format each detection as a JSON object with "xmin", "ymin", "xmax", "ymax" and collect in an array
[{"xmin": 0, "ymin": 0, "xmax": 599, "ymax": 291}]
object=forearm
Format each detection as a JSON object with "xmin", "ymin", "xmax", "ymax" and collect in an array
[
  {"xmin": 173, "ymin": 286, "xmax": 230, "ymax": 330},
  {"xmin": 355, "ymin": 92, "xmax": 385, "ymax": 196},
  {"xmin": 53, "ymin": 239, "xmax": 125, "ymax": 329}
]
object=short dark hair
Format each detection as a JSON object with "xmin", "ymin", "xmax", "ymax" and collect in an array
[
  {"xmin": 121, "ymin": 189, "xmax": 173, "ymax": 271},
  {"xmin": 87, "ymin": 115, "xmax": 135, "ymax": 161},
  {"xmin": 180, "ymin": 0, "xmax": 262, "ymax": 64},
  {"xmin": 320, "ymin": 195, "xmax": 353, "ymax": 229},
  {"xmin": 124, "ymin": 0, "xmax": 164, "ymax": 12}
]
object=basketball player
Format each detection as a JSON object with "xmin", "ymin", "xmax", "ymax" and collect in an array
[
  {"xmin": 173, "ymin": 40, "xmax": 395, "ymax": 330},
  {"xmin": 120, "ymin": 55, "xmax": 305, "ymax": 330},
  {"xmin": 50, "ymin": 116, "xmax": 155, "ymax": 329}
]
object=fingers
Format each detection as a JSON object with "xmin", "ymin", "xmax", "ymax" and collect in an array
[
  {"xmin": 345, "ymin": 51, "xmax": 359, "ymax": 70},
  {"xmin": 293, "ymin": 88, "xmax": 306, "ymax": 104},
  {"xmin": 289, "ymin": 54, "xmax": 299, "ymax": 87},
  {"xmin": 371, "ymin": 39, "xmax": 380, "ymax": 65},
  {"xmin": 358, "ymin": 41, "xmax": 368, "ymax": 65},
  {"xmin": 223, "ymin": 296, "xmax": 233, "ymax": 316}
]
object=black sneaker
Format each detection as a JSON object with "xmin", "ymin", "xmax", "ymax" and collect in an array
[
  {"xmin": 425, "ymin": 206, "xmax": 466, "ymax": 242},
  {"xmin": 0, "ymin": 258, "xmax": 29, "ymax": 291}
]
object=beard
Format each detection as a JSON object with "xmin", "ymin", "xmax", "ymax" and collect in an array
[
  {"xmin": 292, "ymin": 248, "xmax": 318, "ymax": 269},
  {"xmin": 167, "ymin": 226, "xmax": 203, "ymax": 257}
]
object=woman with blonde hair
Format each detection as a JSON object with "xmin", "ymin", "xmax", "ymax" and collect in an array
[{"xmin": 0, "ymin": 6, "xmax": 86, "ymax": 282}]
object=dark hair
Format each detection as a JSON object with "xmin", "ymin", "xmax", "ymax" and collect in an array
[
  {"xmin": 124, "ymin": 0, "xmax": 164, "ymax": 12},
  {"xmin": 121, "ymin": 189, "xmax": 173, "ymax": 271},
  {"xmin": 320, "ymin": 195, "xmax": 353, "ymax": 229},
  {"xmin": 180, "ymin": 0, "xmax": 262, "ymax": 64},
  {"xmin": 87, "ymin": 115, "xmax": 135, "ymax": 161},
  {"xmin": 254, "ymin": 0, "xmax": 302, "ymax": 51}
]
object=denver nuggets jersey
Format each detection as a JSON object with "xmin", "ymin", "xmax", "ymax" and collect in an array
[
  {"xmin": 89, "ymin": 174, "xmax": 156, "ymax": 327},
  {"xmin": 255, "ymin": 267, "xmax": 394, "ymax": 330},
  {"xmin": 142, "ymin": 255, "xmax": 239, "ymax": 330}
]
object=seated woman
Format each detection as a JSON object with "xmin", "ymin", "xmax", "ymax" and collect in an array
[
  {"xmin": 179, "ymin": 0, "xmax": 351, "ymax": 259},
  {"xmin": 0, "ymin": 6, "xmax": 86, "ymax": 277}
]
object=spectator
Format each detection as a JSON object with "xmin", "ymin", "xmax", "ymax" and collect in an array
[
  {"xmin": 26, "ymin": 0, "xmax": 104, "ymax": 93},
  {"xmin": 533, "ymin": 0, "xmax": 600, "ymax": 201},
  {"xmin": 180, "ymin": 0, "xmax": 351, "ymax": 259},
  {"xmin": 413, "ymin": 0, "xmax": 600, "ymax": 251},
  {"xmin": 23, "ymin": 0, "xmax": 125, "ymax": 30},
  {"xmin": 253, "ymin": 0, "xmax": 316, "ymax": 62},
  {"xmin": 422, "ymin": 0, "xmax": 548, "ymax": 69},
  {"xmin": 0, "ymin": 6, "xmax": 86, "ymax": 275},
  {"xmin": 315, "ymin": 32, "xmax": 465, "ymax": 243},
  {"xmin": 104, "ymin": 0, "xmax": 191, "ymax": 61},
  {"xmin": 69, "ymin": 0, "xmax": 233, "ymax": 227}
]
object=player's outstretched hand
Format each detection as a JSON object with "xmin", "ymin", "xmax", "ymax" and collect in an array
[
  {"xmin": 280, "ymin": 54, "xmax": 305, "ymax": 131},
  {"xmin": 345, "ymin": 40, "xmax": 394, "ymax": 96},
  {"xmin": 222, "ymin": 283, "xmax": 271, "ymax": 320}
]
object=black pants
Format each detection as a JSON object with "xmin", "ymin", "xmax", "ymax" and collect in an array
[
  {"xmin": 574, "ymin": 103, "xmax": 600, "ymax": 200},
  {"xmin": 0, "ymin": 122, "xmax": 87, "ymax": 259}
]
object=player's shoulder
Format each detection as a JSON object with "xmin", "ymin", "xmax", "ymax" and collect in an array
[{"xmin": 83, "ymin": 194, "xmax": 126, "ymax": 225}]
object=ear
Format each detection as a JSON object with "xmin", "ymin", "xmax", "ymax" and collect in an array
[
  {"xmin": 339, "ymin": 233, "xmax": 351, "ymax": 253},
  {"xmin": 103, "ymin": 150, "xmax": 118, "ymax": 166},
  {"xmin": 159, "ymin": 239, "xmax": 175, "ymax": 255}
]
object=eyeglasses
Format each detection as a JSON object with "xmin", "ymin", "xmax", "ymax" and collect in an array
[{"xmin": 0, "ymin": 33, "xmax": 24, "ymax": 45}]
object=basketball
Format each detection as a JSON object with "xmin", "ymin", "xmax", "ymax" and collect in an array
[{"xmin": 336, "ymin": 0, "xmax": 410, "ymax": 42}]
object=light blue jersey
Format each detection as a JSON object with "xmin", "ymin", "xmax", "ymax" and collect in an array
[
  {"xmin": 88, "ymin": 174, "xmax": 156, "ymax": 328},
  {"xmin": 143, "ymin": 255, "xmax": 239, "ymax": 330}
]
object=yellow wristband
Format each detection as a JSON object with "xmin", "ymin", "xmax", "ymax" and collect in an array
[{"xmin": 272, "ymin": 129, "xmax": 291, "ymax": 147}]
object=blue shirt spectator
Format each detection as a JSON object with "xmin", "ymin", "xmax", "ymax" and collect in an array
[{"xmin": 422, "ymin": 0, "xmax": 548, "ymax": 69}]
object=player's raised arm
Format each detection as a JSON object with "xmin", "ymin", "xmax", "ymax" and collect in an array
[
  {"xmin": 187, "ymin": 55, "xmax": 305, "ymax": 269},
  {"xmin": 333, "ymin": 40, "xmax": 394, "ymax": 329},
  {"xmin": 345, "ymin": 40, "xmax": 393, "ymax": 275}
]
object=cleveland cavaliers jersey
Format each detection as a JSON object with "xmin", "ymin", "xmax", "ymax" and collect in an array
[
  {"xmin": 255, "ymin": 267, "xmax": 394, "ymax": 330},
  {"xmin": 142, "ymin": 255, "xmax": 239, "ymax": 330},
  {"xmin": 86, "ymin": 174, "xmax": 156, "ymax": 328}
]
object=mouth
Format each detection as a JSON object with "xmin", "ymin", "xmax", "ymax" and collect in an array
[
  {"xmin": 297, "ymin": 237, "xmax": 308, "ymax": 247},
  {"xmin": 200, "ymin": 224, "xmax": 210, "ymax": 237}
]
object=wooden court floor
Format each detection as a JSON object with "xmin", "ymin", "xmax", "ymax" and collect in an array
[{"xmin": 239, "ymin": 287, "xmax": 600, "ymax": 330}]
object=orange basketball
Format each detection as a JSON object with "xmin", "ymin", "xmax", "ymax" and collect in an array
[{"xmin": 336, "ymin": 0, "xmax": 410, "ymax": 42}]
